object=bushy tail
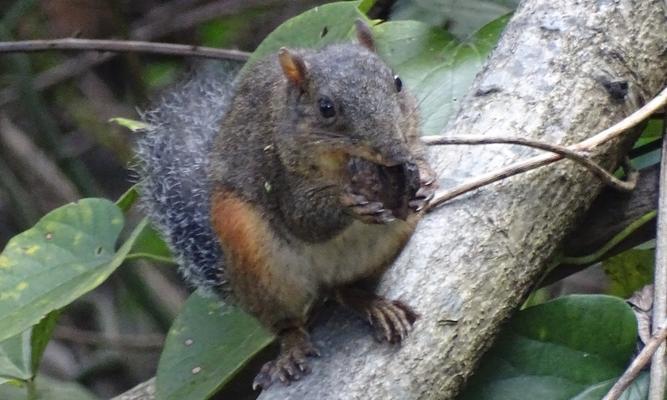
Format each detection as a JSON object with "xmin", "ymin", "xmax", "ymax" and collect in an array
[{"xmin": 134, "ymin": 62, "xmax": 240, "ymax": 293}]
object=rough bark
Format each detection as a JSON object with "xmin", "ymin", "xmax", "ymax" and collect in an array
[{"xmin": 256, "ymin": 0, "xmax": 667, "ymax": 399}]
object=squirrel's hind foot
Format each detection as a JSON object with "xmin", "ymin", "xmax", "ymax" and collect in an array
[
  {"xmin": 252, "ymin": 327, "xmax": 320, "ymax": 391},
  {"xmin": 335, "ymin": 287, "xmax": 419, "ymax": 344}
]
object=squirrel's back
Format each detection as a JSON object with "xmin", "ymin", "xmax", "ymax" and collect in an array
[{"xmin": 134, "ymin": 62, "xmax": 240, "ymax": 293}]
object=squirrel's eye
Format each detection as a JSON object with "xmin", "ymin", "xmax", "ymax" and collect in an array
[
  {"xmin": 318, "ymin": 97, "xmax": 336, "ymax": 118},
  {"xmin": 394, "ymin": 75, "xmax": 403, "ymax": 92}
]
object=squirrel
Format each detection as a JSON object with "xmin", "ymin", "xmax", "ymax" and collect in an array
[{"xmin": 135, "ymin": 20, "xmax": 437, "ymax": 390}]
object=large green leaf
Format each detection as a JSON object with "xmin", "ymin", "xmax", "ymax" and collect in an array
[
  {"xmin": 461, "ymin": 295, "xmax": 639, "ymax": 400},
  {"xmin": 156, "ymin": 291, "xmax": 273, "ymax": 400},
  {"xmin": 0, "ymin": 199, "xmax": 146, "ymax": 342},
  {"xmin": 0, "ymin": 376, "xmax": 98, "ymax": 400},
  {"xmin": 376, "ymin": 16, "xmax": 508, "ymax": 134},
  {"xmin": 246, "ymin": 1, "xmax": 367, "ymax": 68}
]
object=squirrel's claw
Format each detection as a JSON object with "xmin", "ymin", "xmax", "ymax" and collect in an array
[
  {"xmin": 409, "ymin": 184, "xmax": 436, "ymax": 211},
  {"xmin": 367, "ymin": 299, "xmax": 419, "ymax": 344},
  {"xmin": 409, "ymin": 164, "xmax": 438, "ymax": 212},
  {"xmin": 341, "ymin": 191, "xmax": 396, "ymax": 224},
  {"xmin": 252, "ymin": 334, "xmax": 320, "ymax": 391},
  {"xmin": 336, "ymin": 287, "xmax": 419, "ymax": 344}
]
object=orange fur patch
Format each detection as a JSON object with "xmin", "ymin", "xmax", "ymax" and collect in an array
[
  {"xmin": 210, "ymin": 190, "xmax": 271, "ymax": 294},
  {"xmin": 210, "ymin": 189, "xmax": 313, "ymax": 326}
]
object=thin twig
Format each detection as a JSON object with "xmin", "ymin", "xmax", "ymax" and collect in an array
[
  {"xmin": 0, "ymin": 0, "xmax": 273, "ymax": 106},
  {"xmin": 603, "ymin": 325, "xmax": 667, "ymax": 400},
  {"xmin": 426, "ymin": 86, "xmax": 667, "ymax": 211},
  {"xmin": 0, "ymin": 38, "xmax": 251, "ymax": 60},
  {"xmin": 649, "ymin": 108, "xmax": 667, "ymax": 399},
  {"xmin": 54, "ymin": 326, "xmax": 165, "ymax": 351},
  {"xmin": 424, "ymin": 135, "xmax": 637, "ymax": 192}
]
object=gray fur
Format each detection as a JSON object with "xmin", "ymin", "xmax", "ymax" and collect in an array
[{"xmin": 134, "ymin": 61, "xmax": 241, "ymax": 293}]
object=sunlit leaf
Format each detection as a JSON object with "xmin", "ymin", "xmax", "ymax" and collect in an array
[
  {"xmin": 109, "ymin": 117, "xmax": 151, "ymax": 132},
  {"xmin": 246, "ymin": 1, "xmax": 368, "ymax": 68},
  {"xmin": 0, "ymin": 199, "xmax": 146, "ymax": 342}
]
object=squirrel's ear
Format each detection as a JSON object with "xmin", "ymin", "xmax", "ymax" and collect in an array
[
  {"xmin": 355, "ymin": 19, "xmax": 375, "ymax": 52},
  {"xmin": 278, "ymin": 47, "xmax": 307, "ymax": 87}
]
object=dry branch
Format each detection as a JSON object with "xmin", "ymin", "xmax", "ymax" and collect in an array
[
  {"xmin": 604, "ymin": 325, "xmax": 667, "ymax": 400},
  {"xmin": 427, "ymin": 87, "xmax": 667, "ymax": 210},
  {"xmin": 424, "ymin": 135, "xmax": 639, "ymax": 192},
  {"xmin": 0, "ymin": 38, "xmax": 250, "ymax": 60}
]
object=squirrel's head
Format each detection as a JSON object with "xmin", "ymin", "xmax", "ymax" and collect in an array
[{"xmin": 274, "ymin": 20, "xmax": 420, "ymax": 185}]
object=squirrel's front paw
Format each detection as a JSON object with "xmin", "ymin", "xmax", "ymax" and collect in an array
[
  {"xmin": 340, "ymin": 191, "xmax": 396, "ymax": 224},
  {"xmin": 409, "ymin": 164, "xmax": 438, "ymax": 212}
]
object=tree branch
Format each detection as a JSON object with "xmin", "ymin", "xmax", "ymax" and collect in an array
[
  {"xmin": 424, "ymin": 135, "xmax": 639, "ymax": 192},
  {"xmin": 603, "ymin": 325, "xmax": 667, "ymax": 400},
  {"xmin": 0, "ymin": 38, "xmax": 250, "ymax": 60},
  {"xmin": 426, "ymin": 86, "xmax": 667, "ymax": 210},
  {"xmin": 649, "ymin": 111, "xmax": 667, "ymax": 399}
]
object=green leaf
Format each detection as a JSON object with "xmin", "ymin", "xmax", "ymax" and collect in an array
[
  {"xmin": 0, "ymin": 199, "xmax": 147, "ymax": 343},
  {"xmin": 245, "ymin": 1, "xmax": 368, "ymax": 68},
  {"xmin": 0, "ymin": 376, "xmax": 98, "ymax": 400},
  {"xmin": 603, "ymin": 249, "xmax": 654, "ymax": 298},
  {"xmin": 0, "ymin": 309, "xmax": 58, "ymax": 381},
  {"xmin": 379, "ymin": 16, "xmax": 508, "ymax": 135},
  {"xmin": 634, "ymin": 118, "xmax": 663, "ymax": 148},
  {"xmin": 156, "ymin": 290, "xmax": 273, "ymax": 400},
  {"xmin": 29, "ymin": 310, "xmax": 59, "ymax": 374},
  {"xmin": 108, "ymin": 117, "xmax": 151, "ymax": 132},
  {"xmin": 115, "ymin": 185, "xmax": 139, "ymax": 213},
  {"xmin": 373, "ymin": 20, "xmax": 457, "ymax": 134},
  {"xmin": 631, "ymin": 118, "xmax": 664, "ymax": 170},
  {"xmin": 461, "ymin": 295, "xmax": 638, "ymax": 400},
  {"xmin": 0, "ymin": 328, "xmax": 32, "ymax": 381},
  {"xmin": 570, "ymin": 372, "xmax": 648, "ymax": 400},
  {"xmin": 127, "ymin": 224, "xmax": 175, "ymax": 264}
]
